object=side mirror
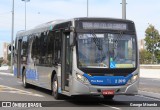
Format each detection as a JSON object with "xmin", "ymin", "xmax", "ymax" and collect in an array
[
  {"xmin": 70, "ymin": 32, "xmax": 75, "ymax": 46},
  {"xmin": 9, "ymin": 45, "xmax": 14, "ymax": 51}
]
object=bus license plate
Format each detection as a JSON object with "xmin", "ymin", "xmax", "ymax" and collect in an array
[{"xmin": 102, "ymin": 90, "xmax": 114, "ymax": 95}]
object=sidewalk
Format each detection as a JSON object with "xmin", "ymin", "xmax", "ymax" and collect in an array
[
  {"xmin": 0, "ymin": 72, "xmax": 13, "ymax": 76},
  {"xmin": 0, "ymin": 68, "xmax": 13, "ymax": 76},
  {"xmin": 0, "ymin": 66, "xmax": 13, "ymax": 74}
]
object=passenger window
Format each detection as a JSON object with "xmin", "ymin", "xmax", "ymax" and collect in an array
[
  {"xmin": 22, "ymin": 36, "xmax": 28, "ymax": 56},
  {"xmin": 47, "ymin": 32, "xmax": 54, "ymax": 65}
]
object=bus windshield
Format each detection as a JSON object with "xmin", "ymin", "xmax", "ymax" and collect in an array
[{"xmin": 77, "ymin": 33, "xmax": 136, "ymax": 69}]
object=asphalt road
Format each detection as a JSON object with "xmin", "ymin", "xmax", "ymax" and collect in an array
[
  {"xmin": 0, "ymin": 73, "xmax": 160, "ymax": 110},
  {"xmin": 139, "ymin": 78, "xmax": 160, "ymax": 93}
]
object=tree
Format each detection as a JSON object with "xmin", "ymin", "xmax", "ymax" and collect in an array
[
  {"xmin": 139, "ymin": 49, "xmax": 152, "ymax": 64},
  {"xmin": 144, "ymin": 24, "xmax": 160, "ymax": 63}
]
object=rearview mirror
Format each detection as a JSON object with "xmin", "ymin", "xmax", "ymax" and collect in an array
[{"xmin": 9, "ymin": 44, "xmax": 14, "ymax": 51}]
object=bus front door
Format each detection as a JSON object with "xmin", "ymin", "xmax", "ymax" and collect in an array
[{"xmin": 61, "ymin": 33, "xmax": 71, "ymax": 91}]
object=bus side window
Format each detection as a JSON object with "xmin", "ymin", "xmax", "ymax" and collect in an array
[
  {"xmin": 22, "ymin": 36, "xmax": 28, "ymax": 57},
  {"xmin": 31, "ymin": 35, "xmax": 39, "ymax": 63},
  {"xmin": 47, "ymin": 31, "xmax": 54, "ymax": 65}
]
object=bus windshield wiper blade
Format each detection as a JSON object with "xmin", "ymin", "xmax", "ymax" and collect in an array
[
  {"xmin": 91, "ymin": 31, "xmax": 105, "ymax": 62},
  {"xmin": 91, "ymin": 31, "xmax": 102, "ymax": 50},
  {"xmin": 113, "ymin": 31, "xmax": 124, "ymax": 60}
]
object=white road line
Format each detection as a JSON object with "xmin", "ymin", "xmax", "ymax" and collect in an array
[
  {"xmin": 0, "ymin": 72, "xmax": 14, "ymax": 76},
  {"xmin": 0, "ymin": 85, "xmax": 44, "ymax": 97},
  {"xmin": 0, "ymin": 91, "xmax": 44, "ymax": 97},
  {"xmin": 99, "ymin": 103, "xmax": 121, "ymax": 110},
  {"xmin": 139, "ymin": 90, "xmax": 160, "ymax": 96},
  {"xmin": 136, "ymin": 95, "xmax": 160, "ymax": 101}
]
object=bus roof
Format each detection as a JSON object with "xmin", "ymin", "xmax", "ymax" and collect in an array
[{"xmin": 16, "ymin": 17, "xmax": 134, "ymax": 37}]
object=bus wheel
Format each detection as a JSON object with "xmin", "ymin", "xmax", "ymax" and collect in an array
[
  {"xmin": 52, "ymin": 75, "xmax": 61, "ymax": 99},
  {"xmin": 22, "ymin": 69, "xmax": 29, "ymax": 88},
  {"xmin": 103, "ymin": 95, "xmax": 114, "ymax": 100}
]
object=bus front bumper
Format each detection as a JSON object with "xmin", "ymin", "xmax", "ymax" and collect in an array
[{"xmin": 71, "ymin": 78, "xmax": 139, "ymax": 96}]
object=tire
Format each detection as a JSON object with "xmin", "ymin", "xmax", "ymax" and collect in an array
[
  {"xmin": 22, "ymin": 69, "xmax": 30, "ymax": 88},
  {"xmin": 103, "ymin": 95, "xmax": 114, "ymax": 100},
  {"xmin": 52, "ymin": 74, "xmax": 62, "ymax": 99}
]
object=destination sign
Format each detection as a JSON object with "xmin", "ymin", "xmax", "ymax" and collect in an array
[{"xmin": 82, "ymin": 22, "xmax": 127, "ymax": 30}]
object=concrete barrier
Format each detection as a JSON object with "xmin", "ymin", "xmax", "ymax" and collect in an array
[
  {"xmin": 140, "ymin": 65, "xmax": 160, "ymax": 69},
  {"xmin": 140, "ymin": 69, "xmax": 160, "ymax": 79}
]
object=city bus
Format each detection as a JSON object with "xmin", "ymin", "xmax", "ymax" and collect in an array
[{"xmin": 14, "ymin": 17, "xmax": 139, "ymax": 99}]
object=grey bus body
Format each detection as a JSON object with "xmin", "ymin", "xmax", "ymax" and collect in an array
[{"xmin": 14, "ymin": 17, "xmax": 139, "ymax": 99}]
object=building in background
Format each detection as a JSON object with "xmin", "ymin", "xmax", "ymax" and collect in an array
[
  {"xmin": 138, "ymin": 39, "xmax": 145, "ymax": 50},
  {"xmin": 3, "ymin": 42, "xmax": 9, "ymax": 62}
]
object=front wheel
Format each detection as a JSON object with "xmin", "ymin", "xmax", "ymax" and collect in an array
[
  {"xmin": 52, "ymin": 75, "xmax": 62, "ymax": 99},
  {"xmin": 103, "ymin": 95, "xmax": 114, "ymax": 100}
]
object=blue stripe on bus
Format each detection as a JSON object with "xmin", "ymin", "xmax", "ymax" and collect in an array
[
  {"xmin": 26, "ymin": 69, "xmax": 39, "ymax": 80},
  {"xmin": 83, "ymin": 73, "xmax": 133, "ymax": 86},
  {"xmin": 14, "ymin": 67, "xmax": 39, "ymax": 80},
  {"xmin": 13, "ymin": 67, "xmax": 22, "ymax": 76},
  {"xmin": 14, "ymin": 67, "xmax": 17, "ymax": 76}
]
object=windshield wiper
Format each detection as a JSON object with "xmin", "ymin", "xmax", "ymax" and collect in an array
[
  {"xmin": 113, "ymin": 31, "xmax": 124, "ymax": 60},
  {"xmin": 91, "ymin": 31, "xmax": 102, "ymax": 50},
  {"xmin": 90, "ymin": 31, "xmax": 105, "ymax": 62}
]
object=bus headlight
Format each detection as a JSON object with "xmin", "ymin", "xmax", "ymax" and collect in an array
[
  {"xmin": 127, "ymin": 74, "xmax": 138, "ymax": 85},
  {"xmin": 76, "ymin": 73, "xmax": 90, "ymax": 84}
]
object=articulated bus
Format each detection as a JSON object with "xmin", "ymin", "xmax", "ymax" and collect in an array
[{"xmin": 14, "ymin": 18, "xmax": 139, "ymax": 99}]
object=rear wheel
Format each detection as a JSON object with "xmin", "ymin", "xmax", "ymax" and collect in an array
[
  {"xmin": 52, "ymin": 74, "xmax": 62, "ymax": 99},
  {"xmin": 22, "ymin": 69, "xmax": 30, "ymax": 88},
  {"xmin": 103, "ymin": 95, "xmax": 114, "ymax": 100}
]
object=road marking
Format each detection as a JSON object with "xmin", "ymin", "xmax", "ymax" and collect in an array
[
  {"xmin": 139, "ymin": 90, "xmax": 160, "ymax": 96},
  {"xmin": 136, "ymin": 95, "xmax": 160, "ymax": 101},
  {"xmin": 0, "ymin": 85, "xmax": 44, "ymax": 97},
  {"xmin": 138, "ymin": 90, "xmax": 160, "ymax": 101},
  {"xmin": 136, "ymin": 91, "xmax": 160, "ymax": 101},
  {"xmin": 0, "ymin": 72, "xmax": 14, "ymax": 76},
  {"xmin": 99, "ymin": 103, "xmax": 121, "ymax": 110}
]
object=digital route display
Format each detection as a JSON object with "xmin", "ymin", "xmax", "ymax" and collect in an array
[{"xmin": 82, "ymin": 22, "xmax": 127, "ymax": 30}]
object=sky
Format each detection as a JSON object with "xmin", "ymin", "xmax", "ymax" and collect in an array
[{"xmin": 0, "ymin": 0, "xmax": 160, "ymax": 57}]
